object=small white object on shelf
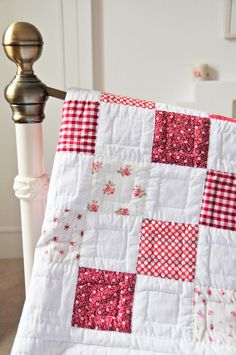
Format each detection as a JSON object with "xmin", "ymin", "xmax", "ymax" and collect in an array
[{"xmin": 192, "ymin": 64, "xmax": 209, "ymax": 81}]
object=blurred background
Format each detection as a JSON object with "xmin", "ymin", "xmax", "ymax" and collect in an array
[{"xmin": 0, "ymin": 0, "xmax": 236, "ymax": 352}]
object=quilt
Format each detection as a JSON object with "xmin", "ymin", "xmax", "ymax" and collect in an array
[{"xmin": 11, "ymin": 89, "xmax": 236, "ymax": 355}]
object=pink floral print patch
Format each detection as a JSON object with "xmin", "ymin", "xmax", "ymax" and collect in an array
[
  {"xmin": 72, "ymin": 267, "xmax": 136, "ymax": 333},
  {"xmin": 152, "ymin": 110, "xmax": 210, "ymax": 168},
  {"xmin": 194, "ymin": 286, "xmax": 236, "ymax": 346},
  {"xmin": 137, "ymin": 219, "xmax": 199, "ymax": 282},
  {"xmin": 37, "ymin": 208, "xmax": 84, "ymax": 262},
  {"xmin": 89, "ymin": 158, "xmax": 149, "ymax": 216}
]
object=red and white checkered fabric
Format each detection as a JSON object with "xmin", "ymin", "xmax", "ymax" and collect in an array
[
  {"xmin": 200, "ymin": 170, "xmax": 236, "ymax": 231},
  {"xmin": 101, "ymin": 92, "xmax": 155, "ymax": 109},
  {"xmin": 57, "ymin": 100, "xmax": 100, "ymax": 154}
]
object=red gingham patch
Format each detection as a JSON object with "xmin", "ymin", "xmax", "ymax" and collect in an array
[
  {"xmin": 200, "ymin": 170, "xmax": 236, "ymax": 231},
  {"xmin": 72, "ymin": 267, "xmax": 136, "ymax": 333},
  {"xmin": 57, "ymin": 100, "xmax": 100, "ymax": 154},
  {"xmin": 136, "ymin": 219, "xmax": 199, "ymax": 282},
  {"xmin": 101, "ymin": 92, "xmax": 155, "ymax": 110},
  {"xmin": 151, "ymin": 111, "xmax": 210, "ymax": 168}
]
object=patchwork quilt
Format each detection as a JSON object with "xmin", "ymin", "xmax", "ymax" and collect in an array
[{"xmin": 12, "ymin": 89, "xmax": 236, "ymax": 355}]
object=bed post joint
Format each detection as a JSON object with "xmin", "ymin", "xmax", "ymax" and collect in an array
[{"xmin": 2, "ymin": 22, "xmax": 48, "ymax": 124}]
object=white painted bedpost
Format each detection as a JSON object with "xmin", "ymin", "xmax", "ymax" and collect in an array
[
  {"xmin": 14, "ymin": 124, "xmax": 49, "ymax": 290},
  {"xmin": 2, "ymin": 22, "xmax": 50, "ymax": 292}
]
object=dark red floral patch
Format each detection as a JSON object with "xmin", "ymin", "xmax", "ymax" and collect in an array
[
  {"xmin": 152, "ymin": 110, "xmax": 210, "ymax": 168},
  {"xmin": 72, "ymin": 267, "xmax": 136, "ymax": 333}
]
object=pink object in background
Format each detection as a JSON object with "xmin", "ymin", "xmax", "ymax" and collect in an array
[{"xmin": 192, "ymin": 64, "xmax": 209, "ymax": 81}]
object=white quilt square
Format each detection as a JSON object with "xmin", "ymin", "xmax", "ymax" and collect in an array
[
  {"xmin": 208, "ymin": 119, "xmax": 236, "ymax": 173},
  {"xmin": 196, "ymin": 225, "xmax": 236, "ymax": 289},
  {"xmin": 47, "ymin": 152, "xmax": 93, "ymax": 209},
  {"xmin": 132, "ymin": 275, "xmax": 193, "ymax": 341},
  {"xmin": 159, "ymin": 178, "xmax": 189, "ymax": 209},
  {"xmin": 147, "ymin": 291, "xmax": 179, "ymax": 324},
  {"xmin": 95, "ymin": 102, "xmax": 155, "ymax": 162},
  {"xmin": 79, "ymin": 212, "xmax": 142, "ymax": 273},
  {"xmin": 144, "ymin": 163, "xmax": 206, "ymax": 224}
]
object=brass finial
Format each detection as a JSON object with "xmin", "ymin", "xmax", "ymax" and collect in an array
[{"xmin": 2, "ymin": 22, "xmax": 48, "ymax": 123}]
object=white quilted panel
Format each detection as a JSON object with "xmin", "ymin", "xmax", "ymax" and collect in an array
[
  {"xmin": 208, "ymin": 118, "xmax": 236, "ymax": 173},
  {"xmin": 80, "ymin": 212, "xmax": 142, "ymax": 273},
  {"xmin": 95, "ymin": 102, "xmax": 155, "ymax": 162}
]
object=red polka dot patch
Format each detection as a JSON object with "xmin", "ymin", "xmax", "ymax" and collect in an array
[
  {"xmin": 151, "ymin": 110, "xmax": 210, "ymax": 168},
  {"xmin": 137, "ymin": 219, "xmax": 199, "ymax": 282},
  {"xmin": 72, "ymin": 267, "xmax": 136, "ymax": 333},
  {"xmin": 101, "ymin": 92, "xmax": 155, "ymax": 110}
]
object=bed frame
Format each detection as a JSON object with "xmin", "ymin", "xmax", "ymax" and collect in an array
[{"xmin": 2, "ymin": 22, "xmax": 65, "ymax": 292}]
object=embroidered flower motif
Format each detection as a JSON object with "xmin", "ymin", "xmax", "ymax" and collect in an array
[
  {"xmin": 69, "ymin": 241, "xmax": 76, "ymax": 246},
  {"xmin": 115, "ymin": 208, "xmax": 129, "ymax": 216},
  {"xmin": 103, "ymin": 180, "xmax": 116, "ymax": 195},
  {"xmin": 92, "ymin": 161, "xmax": 103, "ymax": 174},
  {"xmin": 80, "ymin": 231, "xmax": 84, "ymax": 237},
  {"xmin": 210, "ymin": 323, "xmax": 214, "ymax": 331},
  {"xmin": 194, "ymin": 287, "xmax": 201, "ymax": 296},
  {"xmin": 87, "ymin": 200, "xmax": 99, "ymax": 212},
  {"xmin": 197, "ymin": 310, "xmax": 205, "ymax": 319},
  {"xmin": 52, "ymin": 236, "xmax": 59, "ymax": 242},
  {"xmin": 132, "ymin": 185, "xmax": 146, "ymax": 198},
  {"xmin": 64, "ymin": 224, "xmax": 70, "ymax": 231},
  {"xmin": 231, "ymin": 311, "xmax": 236, "ymax": 318},
  {"xmin": 208, "ymin": 310, "xmax": 214, "ymax": 316},
  {"xmin": 59, "ymin": 250, "xmax": 65, "ymax": 256},
  {"xmin": 77, "ymin": 213, "xmax": 82, "ymax": 220},
  {"xmin": 64, "ymin": 208, "xmax": 70, "ymax": 213},
  {"xmin": 53, "ymin": 216, "xmax": 59, "ymax": 222},
  {"xmin": 117, "ymin": 164, "xmax": 132, "ymax": 177},
  {"xmin": 75, "ymin": 253, "xmax": 80, "ymax": 260}
]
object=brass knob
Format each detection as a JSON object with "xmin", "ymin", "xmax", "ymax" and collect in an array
[{"xmin": 2, "ymin": 22, "xmax": 48, "ymax": 123}]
